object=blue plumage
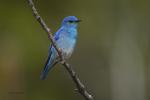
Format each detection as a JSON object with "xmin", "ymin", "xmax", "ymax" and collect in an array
[{"xmin": 40, "ymin": 16, "xmax": 80, "ymax": 80}]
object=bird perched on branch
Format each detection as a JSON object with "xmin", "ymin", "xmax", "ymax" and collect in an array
[{"xmin": 40, "ymin": 16, "xmax": 80, "ymax": 80}]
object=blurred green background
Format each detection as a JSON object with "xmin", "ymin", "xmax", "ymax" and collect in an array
[{"xmin": 0, "ymin": 0, "xmax": 150, "ymax": 100}]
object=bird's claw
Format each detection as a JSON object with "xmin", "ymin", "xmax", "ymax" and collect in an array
[{"xmin": 60, "ymin": 60, "xmax": 65, "ymax": 64}]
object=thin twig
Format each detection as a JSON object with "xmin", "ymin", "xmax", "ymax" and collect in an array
[
  {"xmin": 27, "ymin": 0, "xmax": 63, "ymax": 60},
  {"xmin": 27, "ymin": 0, "xmax": 94, "ymax": 100},
  {"xmin": 63, "ymin": 62, "xmax": 94, "ymax": 100}
]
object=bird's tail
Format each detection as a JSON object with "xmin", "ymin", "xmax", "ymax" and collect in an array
[{"xmin": 40, "ymin": 56, "xmax": 57, "ymax": 80}]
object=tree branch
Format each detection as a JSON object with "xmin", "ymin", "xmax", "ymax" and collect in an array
[
  {"xmin": 27, "ymin": 0, "xmax": 94, "ymax": 100},
  {"xmin": 27, "ymin": 0, "xmax": 63, "ymax": 60}
]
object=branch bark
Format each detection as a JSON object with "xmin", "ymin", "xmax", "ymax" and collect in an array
[{"xmin": 27, "ymin": 0, "xmax": 94, "ymax": 100}]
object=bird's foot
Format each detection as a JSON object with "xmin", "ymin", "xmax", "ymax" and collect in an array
[{"xmin": 60, "ymin": 60, "xmax": 65, "ymax": 64}]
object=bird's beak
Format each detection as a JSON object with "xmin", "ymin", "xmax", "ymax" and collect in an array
[{"xmin": 76, "ymin": 19, "xmax": 81, "ymax": 22}]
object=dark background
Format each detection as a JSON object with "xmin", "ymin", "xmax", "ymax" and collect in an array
[{"xmin": 0, "ymin": 0, "xmax": 150, "ymax": 100}]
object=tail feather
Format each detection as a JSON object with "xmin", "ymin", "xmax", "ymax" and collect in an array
[
  {"xmin": 40, "ymin": 52, "xmax": 57, "ymax": 80},
  {"xmin": 40, "ymin": 61, "xmax": 57, "ymax": 80}
]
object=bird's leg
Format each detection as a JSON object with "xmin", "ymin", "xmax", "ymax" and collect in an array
[{"xmin": 60, "ymin": 60, "xmax": 65, "ymax": 64}]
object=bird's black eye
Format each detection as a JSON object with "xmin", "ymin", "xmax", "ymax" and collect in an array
[{"xmin": 68, "ymin": 20, "xmax": 74, "ymax": 23}]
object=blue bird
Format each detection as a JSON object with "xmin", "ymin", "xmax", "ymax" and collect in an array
[{"xmin": 40, "ymin": 16, "xmax": 80, "ymax": 80}]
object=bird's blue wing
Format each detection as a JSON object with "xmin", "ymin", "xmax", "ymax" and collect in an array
[
  {"xmin": 54, "ymin": 27, "xmax": 64, "ymax": 41},
  {"xmin": 40, "ymin": 45, "xmax": 57, "ymax": 80},
  {"xmin": 40, "ymin": 27, "xmax": 64, "ymax": 80}
]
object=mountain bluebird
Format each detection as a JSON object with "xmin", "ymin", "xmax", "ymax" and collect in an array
[{"xmin": 40, "ymin": 16, "xmax": 80, "ymax": 80}]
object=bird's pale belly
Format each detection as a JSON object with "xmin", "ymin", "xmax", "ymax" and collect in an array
[{"xmin": 57, "ymin": 37, "xmax": 76, "ymax": 59}]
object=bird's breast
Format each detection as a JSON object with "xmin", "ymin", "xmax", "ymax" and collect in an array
[{"xmin": 57, "ymin": 35, "xmax": 76, "ymax": 59}]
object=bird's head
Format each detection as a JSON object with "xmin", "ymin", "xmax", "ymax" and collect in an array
[{"xmin": 62, "ymin": 16, "xmax": 81, "ymax": 28}]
